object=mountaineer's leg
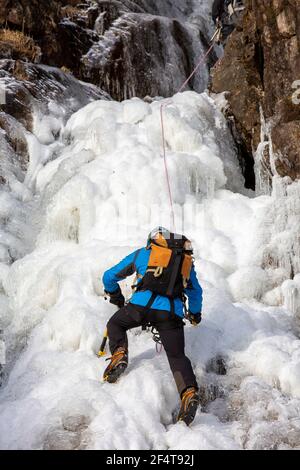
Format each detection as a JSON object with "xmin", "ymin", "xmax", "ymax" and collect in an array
[
  {"xmin": 158, "ymin": 324, "xmax": 200, "ymax": 425},
  {"xmin": 103, "ymin": 305, "xmax": 144, "ymax": 383},
  {"xmin": 158, "ymin": 325, "xmax": 198, "ymax": 396}
]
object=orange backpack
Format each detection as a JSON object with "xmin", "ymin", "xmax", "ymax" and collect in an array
[{"xmin": 137, "ymin": 231, "xmax": 193, "ymax": 298}]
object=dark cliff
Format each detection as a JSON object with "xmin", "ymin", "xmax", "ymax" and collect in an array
[
  {"xmin": 211, "ymin": 0, "xmax": 300, "ymax": 183},
  {"xmin": 0, "ymin": 0, "xmax": 213, "ymax": 101}
]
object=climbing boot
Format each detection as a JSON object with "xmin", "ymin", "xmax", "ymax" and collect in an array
[
  {"xmin": 177, "ymin": 387, "xmax": 200, "ymax": 426},
  {"xmin": 103, "ymin": 347, "xmax": 128, "ymax": 383}
]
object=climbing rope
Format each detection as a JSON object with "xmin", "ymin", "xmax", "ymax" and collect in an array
[
  {"xmin": 160, "ymin": 42, "xmax": 215, "ymax": 232},
  {"xmin": 160, "ymin": 103, "xmax": 176, "ymax": 232}
]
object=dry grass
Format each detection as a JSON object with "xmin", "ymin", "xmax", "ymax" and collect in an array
[
  {"xmin": 61, "ymin": 6, "xmax": 82, "ymax": 20},
  {"xmin": 0, "ymin": 28, "xmax": 33, "ymax": 49},
  {"xmin": 0, "ymin": 28, "xmax": 41, "ymax": 62},
  {"xmin": 60, "ymin": 65, "xmax": 72, "ymax": 75}
]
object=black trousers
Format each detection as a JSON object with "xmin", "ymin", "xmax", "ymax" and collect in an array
[{"xmin": 107, "ymin": 303, "xmax": 198, "ymax": 397}]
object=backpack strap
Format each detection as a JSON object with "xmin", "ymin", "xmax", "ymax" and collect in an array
[
  {"xmin": 131, "ymin": 249, "xmax": 143, "ymax": 292},
  {"xmin": 146, "ymin": 293, "xmax": 157, "ymax": 309},
  {"xmin": 166, "ymin": 252, "xmax": 182, "ymax": 297},
  {"xmin": 169, "ymin": 298, "xmax": 176, "ymax": 319}
]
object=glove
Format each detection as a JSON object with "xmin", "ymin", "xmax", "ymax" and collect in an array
[
  {"xmin": 105, "ymin": 286, "xmax": 125, "ymax": 309},
  {"xmin": 186, "ymin": 311, "xmax": 202, "ymax": 326}
]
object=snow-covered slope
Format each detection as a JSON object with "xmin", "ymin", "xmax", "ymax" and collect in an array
[{"xmin": 0, "ymin": 90, "xmax": 300, "ymax": 450}]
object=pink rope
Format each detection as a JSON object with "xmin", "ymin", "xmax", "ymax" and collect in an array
[
  {"xmin": 156, "ymin": 341, "xmax": 163, "ymax": 355},
  {"xmin": 177, "ymin": 43, "xmax": 215, "ymax": 94},
  {"xmin": 160, "ymin": 43, "xmax": 215, "ymax": 232},
  {"xmin": 160, "ymin": 103, "xmax": 176, "ymax": 233}
]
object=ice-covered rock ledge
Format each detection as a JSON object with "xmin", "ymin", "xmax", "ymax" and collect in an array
[{"xmin": 0, "ymin": 91, "xmax": 299, "ymax": 450}]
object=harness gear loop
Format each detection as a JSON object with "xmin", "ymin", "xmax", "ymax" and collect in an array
[
  {"xmin": 182, "ymin": 294, "xmax": 188, "ymax": 316},
  {"xmin": 151, "ymin": 326, "xmax": 163, "ymax": 354}
]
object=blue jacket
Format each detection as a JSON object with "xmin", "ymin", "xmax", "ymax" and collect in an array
[{"xmin": 103, "ymin": 248, "xmax": 203, "ymax": 318}]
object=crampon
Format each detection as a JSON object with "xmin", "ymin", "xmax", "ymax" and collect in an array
[
  {"xmin": 103, "ymin": 347, "xmax": 128, "ymax": 384},
  {"xmin": 177, "ymin": 387, "xmax": 200, "ymax": 426}
]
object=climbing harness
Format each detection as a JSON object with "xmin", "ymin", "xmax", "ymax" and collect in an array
[
  {"xmin": 151, "ymin": 327, "xmax": 163, "ymax": 354},
  {"xmin": 182, "ymin": 293, "xmax": 188, "ymax": 318}
]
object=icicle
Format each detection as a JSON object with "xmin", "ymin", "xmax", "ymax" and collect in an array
[
  {"xmin": 206, "ymin": 176, "xmax": 216, "ymax": 200},
  {"xmin": 253, "ymin": 107, "xmax": 275, "ymax": 196},
  {"xmin": 282, "ymin": 280, "xmax": 300, "ymax": 316},
  {"xmin": 0, "ymin": 329, "xmax": 5, "ymax": 386}
]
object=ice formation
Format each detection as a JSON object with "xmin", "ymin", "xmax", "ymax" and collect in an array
[
  {"xmin": 0, "ymin": 90, "xmax": 300, "ymax": 450},
  {"xmin": 82, "ymin": 0, "xmax": 215, "ymax": 101}
]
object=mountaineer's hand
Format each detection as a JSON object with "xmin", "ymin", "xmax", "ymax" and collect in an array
[
  {"xmin": 186, "ymin": 311, "xmax": 202, "ymax": 326},
  {"xmin": 105, "ymin": 286, "xmax": 125, "ymax": 309}
]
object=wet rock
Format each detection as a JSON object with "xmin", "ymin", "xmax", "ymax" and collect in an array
[
  {"xmin": 0, "ymin": 1, "xmax": 213, "ymax": 100},
  {"xmin": 0, "ymin": 113, "xmax": 28, "ymax": 172},
  {"xmin": 199, "ymin": 356, "xmax": 228, "ymax": 411},
  {"xmin": 55, "ymin": 20, "xmax": 97, "ymax": 74},
  {"xmin": 82, "ymin": 12, "xmax": 209, "ymax": 101},
  {"xmin": 80, "ymin": 0, "xmax": 214, "ymax": 100},
  {"xmin": 43, "ymin": 428, "xmax": 82, "ymax": 450},
  {"xmin": 199, "ymin": 380, "xmax": 225, "ymax": 409},
  {"xmin": 0, "ymin": 128, "xmax": 25, "ymax": 187},
  {"xmin": 272, "ymin": 121, "xmax": 300, "ymax": 179},
  {"xmin": 211, "ymin": 0, "xmax": 300, "ymax": 182},
  {"xmin": 0, "ymin": 59, "xmax": 108, "ymax": 181},
  {"xmin": 206, "ymin": 355, "xmax": 227, "ymax": 376},
  {"xmin": 62, "ymin": 414, "xmax": 90, "ymax": 432},
  {"xmin": 0, "ymin": 1, "xmax": 93, "ymax": 69}
]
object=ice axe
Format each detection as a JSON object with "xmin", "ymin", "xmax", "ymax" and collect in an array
[
  {"xmin": 98, "ymin": 291, "xmax": 125, "ymax": 357},
  {"xmin": 98, "ymin": 327, "xmax": 108, "ymax": 357},
  {"xmin": 98, "ymin": 290, "xmax": 125, "ymax": 357}
]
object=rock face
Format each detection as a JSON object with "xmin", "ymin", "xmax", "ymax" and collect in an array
[
  {"xmin": 80, "ymin": 0, "xmax": 215, "ymax": 100},
  {"xmin": 0, "ymin": 1, "xmax": 215, "ymax": 101},
  {"xmin": 211, "ymin": 0, "xmax": 300, "ymax": 184},
  {"xmin": 0, "ymin": 1, "xmax": 217, "ymax": 183},
  {"xmin": 0, "ymin": 1, "xmax": 98, "ymax": 69},
  {"xmin": 0, "ymin": 59, "xmax": 108, "ymax": 182}
]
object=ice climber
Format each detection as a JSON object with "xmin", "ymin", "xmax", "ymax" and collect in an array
[
  {"xmin": 212, "ymin": 0, "xmax": 229, "ymax": 24},
  {"xmin": 102, "ymin": 227, "xmax": 203, "ymax": 426},
  {"xmin": 212, "ymin": 0, "xmax": 244, "ymax": 43}
]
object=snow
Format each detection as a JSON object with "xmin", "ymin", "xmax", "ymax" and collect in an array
[{"xmin": 0, "ymin": 90, "xmax": 300, "ymax": 450}]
